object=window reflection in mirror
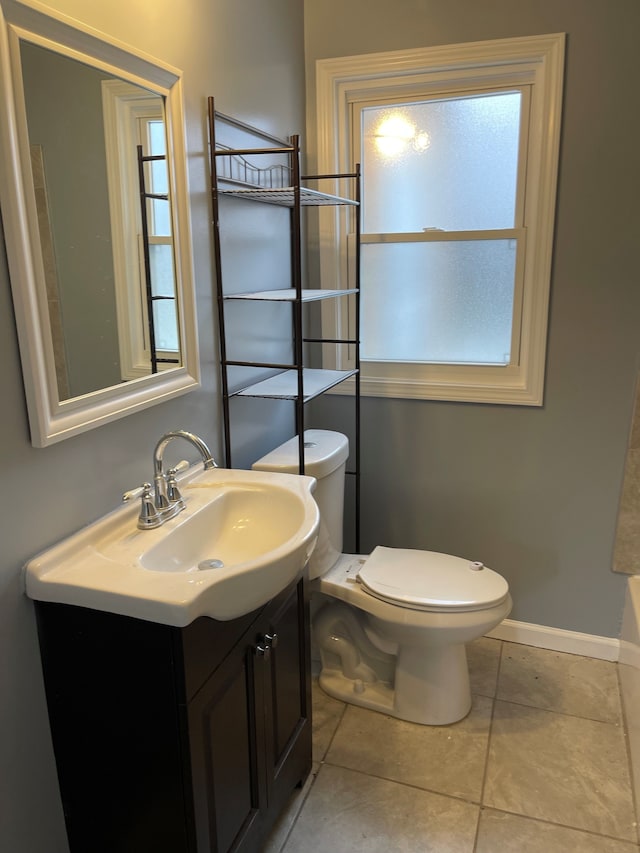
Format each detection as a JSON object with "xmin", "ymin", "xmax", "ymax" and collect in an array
[{"xmin": 19, "ymin": 40, "xmax": 180, "ymax": 401}]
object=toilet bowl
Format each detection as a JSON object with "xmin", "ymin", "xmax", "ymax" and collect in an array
[{"xmin": 253, "ymin": 430, "xmax": 512, "ymax": 725}]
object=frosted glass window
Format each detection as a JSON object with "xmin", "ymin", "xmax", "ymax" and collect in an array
[
  {"xmin": 358, "ymin": 90, "xmax": 523, "ymax": 368},
  {"xmin": 152, "ymin": 298, "xmax": 180, "ymax": 353},
  {"xmin": 149, "ymin": 244, "xmax": 176, "ymax": 298},
  {"xmin": 151, "ymin": 197, "xmax": 171, "ymax": 238},
  {"xmin": 361, "ymin": 241, "xmax": 516, "ymax": 364},
  {"xmin": 149, "ymin": 244, "xmax": 178, "ymax": 352},
  {"xmin": 362, "ymin": 92, "xmax": 521, "ymax": 233},
  {"xmin": 148, "ymin": 120, "xmax": 171, "ymax": 237},
  {"xmin": 318, "ymin": 34, "xmax": 564, "ymax": 403}
]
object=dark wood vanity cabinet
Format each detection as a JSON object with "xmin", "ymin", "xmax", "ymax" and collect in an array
[{"xmin": 35, "ymin": 575, "xmax": 312, "ymax": 853}]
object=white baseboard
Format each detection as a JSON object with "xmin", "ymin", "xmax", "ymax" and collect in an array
[
  {"xmin": 486, "ymin": 618, "xmax": 620, "ymax": 662},
  {"xmin": 619, "ymin": 639, "xmax": 640, "ymax": 670},
  {"xmin": 312, "ymin": 617, "xmax": 620, "ymax": 664}
]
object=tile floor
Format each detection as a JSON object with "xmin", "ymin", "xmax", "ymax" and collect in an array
[{"xmin": 264, "ymin": 639, "xmax": 639, "ymax": 853}]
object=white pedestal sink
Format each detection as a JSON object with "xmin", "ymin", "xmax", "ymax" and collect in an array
[{"xmin": 24, "ymin": 467, "xmax": 319, "ymax": 625}]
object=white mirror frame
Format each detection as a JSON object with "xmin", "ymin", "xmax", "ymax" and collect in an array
[{"xmin": 0, "ymin": 0, "xmax": 200, "ymax": 446}]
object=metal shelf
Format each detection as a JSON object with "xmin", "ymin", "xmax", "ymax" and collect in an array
[
  {"xmin": 224, "ymin": 288, "xmax": 358, "ymax": 302},
  {"xmin": 208, "ymin": 97, "xmax": 361, "ymax": 549},
  {"xmin": 219, "ymin": 184, "xmax": 358, "ymax": 207},
  {"xmin": 232, "ymin": 368, "xmax": 358, "ymax": 401}
]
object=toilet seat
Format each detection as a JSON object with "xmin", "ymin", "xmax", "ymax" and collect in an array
[{"xmin": 357, "ymin": 546, "xmax": 510, "ymax": 613}]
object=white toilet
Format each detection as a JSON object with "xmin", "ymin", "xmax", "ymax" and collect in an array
[{"xmin": 253, "ymin": 429, "xmax": 512, "ymax": 725}]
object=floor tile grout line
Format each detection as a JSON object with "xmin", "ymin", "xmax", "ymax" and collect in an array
[
  {"xmin": 316, "ymin": 697, "xmax": 348, "ymax": 763},
  {"xmin": 310, "ymin": 648, "xmax": 637, "ymax": 848},
  {"xmin": 496, "ymin": 641, "xmax": 624, "ymax": 723},
  {"xmin": 315, "ymin": 755, "xmax": 640, "ymax": 848},
  {"xmin": 472, "ymin": 638, "xmax": 504, "ymax": 851},
  {"xmin": 315, "ymin": 757, "xmax": 485, "ymax": 808},
  {"xmin": 491, "ymin": 693, "xmax": 624, "ymax": 727},
  {"xmin": 321, "ymin": 747, "xmax": 491, "ymax": 806},
  {"xmin": 481, "ymin": 803, "xmax": 640, "ymax": 847},
  {"xmin": 317, "ymin": 755, "xmax": 640, "ymax": 849},
  {"xmin": 277, "ymin": 685, "xmax": 347, "ymax": 852},
  {"xmin": 274, "ymin": 764, "xmax": 323, "ymax": 853},
  {"xmin": 617, "ymin": 662, "xmax": 640, "ymax": 846}
]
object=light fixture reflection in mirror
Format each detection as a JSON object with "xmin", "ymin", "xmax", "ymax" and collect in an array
[{"xmin": 0, "ymin": 2, "xmax": 199, "ymax": 446}]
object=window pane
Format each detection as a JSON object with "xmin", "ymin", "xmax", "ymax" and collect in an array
[
  {"xmin": 361, "ymin": 92, "xmax": 521, "ymax": 233},
  {"xmin": 149, "ymin": 243, "xmax": 179, "ymax": 353},
  {"xmin": 361, "ymin": 240, "xmax": 517, "ymax": 365},
  {"xmin": 150, "ymin": 190, "xmax": 171, "ymax": 238},
  {"xmin": 149, "ymin": 244, "xmax": 175, "ymax": 297},
  {"xmin": 148, "ymin": 121, "xmax": 171, "ymax": 236},
  {"xmin": 152, "ymin": 299, "xmax": 179, "ymax": 353},
  {"xmin": 149, "ymin": 120, "xmax": 166, "ymax": 157}
]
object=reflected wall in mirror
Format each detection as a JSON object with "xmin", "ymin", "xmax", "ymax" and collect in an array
[
  {"xmin": 21, "ymin": 41, "xmax": 181, "ymax": 400},
  {"xmin": 0, "ymin": 0, "xmax": 199, "ymax": 445}
]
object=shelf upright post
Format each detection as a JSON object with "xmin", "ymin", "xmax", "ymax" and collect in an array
[
  {"xmin": 290, "ymin": 135, "xmax": 305, "ymax": 475},
  {"xmin": 207, "ymin": 97, "xmax": 233, "ymax": 468},
  {"xmin": 354, "ymin": 163, "xmax": 361, "ymax": 553}
]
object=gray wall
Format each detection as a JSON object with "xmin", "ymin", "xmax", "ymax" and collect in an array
[
  {"xmin": 3, "ymin": 1, "xmax": 639, "ymax": 848},
  {"xmin": 20, "ymin": 41, "xmax": 121, "ymax": 397},
  {"xmin": 0, "ymin": 0, "xmax": 304, "ymax": 850},
  {"xmin": 305, "ymin": 0, "xmax": 640, "ymax": 637}
]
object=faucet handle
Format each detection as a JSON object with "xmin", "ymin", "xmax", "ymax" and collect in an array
[
  {"xmin": 123, "ymin": 483, "xmax": 162, "ymax": 529},
  {"xmin": 166, "ymin": 461, "xmax": 189, "ymax": 508},
  {"xmin": 138, "ymin": 483, "xmax": 161, "ymax": 528},
  {"xmin": 122, "ymin": 483, "xmax": 147, "ymax": 502},
  {"xmin": 168, "ymin": 459, "xmax": 190, "ymax": 478}
]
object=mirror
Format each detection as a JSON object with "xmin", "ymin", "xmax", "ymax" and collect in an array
[{"xmin": 0, "ymin": 0, "xmax": 200, "ymax": 445}]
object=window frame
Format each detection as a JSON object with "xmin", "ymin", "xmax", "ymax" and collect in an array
[
  {"xmin": 102, "ymin": 80, "xmax": 178, "ymax": 380},
  {"xmin": 140, "ymin": 116, "xmax": 180, "ymax": 360},
  {"xmin": 315, "ymin": 34, "xmax": 565, "ymax": 405}
]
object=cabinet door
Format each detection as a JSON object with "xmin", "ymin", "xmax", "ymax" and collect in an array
[
  {"xmin": 263, "ymin": 578, "xmax": 312, "ymax": 819},
  {"xmin": 188, "ymin": 632, "xmax": 269, "ymax": 853},
  {"xmin": 36, "ymin": 603, "xmax": 193, "ymax": 853}
]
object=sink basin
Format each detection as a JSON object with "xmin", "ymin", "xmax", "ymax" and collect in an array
[
  {"xmin": 141, "ymin": 483, "xmax": 311, "ymax": 574},
  {"xmin": 24, "ymin": 467, "xmax": 319, "ymax": 625}
]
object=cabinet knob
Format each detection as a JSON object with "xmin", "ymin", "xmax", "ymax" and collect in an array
[
  {"xmin": 255, "ymin": 641, "xmax": 271, "ymax": 659},
  {"xmin": 265, "ymin": 632, "xmax": 279, "ymax": 649}
]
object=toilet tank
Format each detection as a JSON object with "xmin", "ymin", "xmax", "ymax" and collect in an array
[{"xmin": 252, "ymin": 429, "xmax": 349, "ymax": 579}]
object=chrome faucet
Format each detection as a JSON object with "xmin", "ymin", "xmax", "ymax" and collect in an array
[{"xmin": 124, "ymin": 430, "xmax": 217, "ymax": 529}]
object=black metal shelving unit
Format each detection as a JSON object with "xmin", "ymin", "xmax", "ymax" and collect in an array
[{"xmin": 207, "ymin": 97, "xmax": 361, "ymax": 548}]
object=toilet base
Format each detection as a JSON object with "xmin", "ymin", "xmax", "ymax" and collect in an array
[
  {"xmin": 313, "ymin": 554, "xmax": 510, "ymax": 725},
  {"xmin": 318, "ymin": 641, "xmax": 472, "ymax": 726},
  {"xmin": 395, "ymin": 641, "xmax": 472, "ymax": 725}
]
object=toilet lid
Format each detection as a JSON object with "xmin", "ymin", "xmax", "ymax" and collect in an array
[{"xmin": 357, "ymin": 546, "xmax": 509, "ymax": 612}]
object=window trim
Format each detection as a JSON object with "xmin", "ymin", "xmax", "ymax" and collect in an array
[
  {"xmin": 315, "ymin": 34, "xmax": 565, "ymax": 405},
  {"xmin": 102, "ymin": 80, "xmax": 178, "ymax": 380}
]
